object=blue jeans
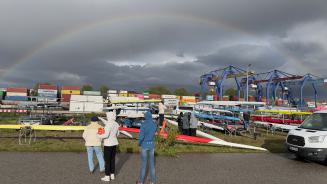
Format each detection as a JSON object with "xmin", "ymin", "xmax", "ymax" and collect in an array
[
  {"xmin": 244, "ymin": 121, "xmax": 249, "ymax": 130},
  {"xmin": 86, "ymin": 146, "xmax": 105, "ymax": 172},
  {"xmin": 138, "ymin": 148, "xmax": 155, "ymax": 183}
]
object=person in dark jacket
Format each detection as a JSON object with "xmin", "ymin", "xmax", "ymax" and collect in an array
[
  {"xmin": 243, "ymin": 112, "xmax": 251, "ymax": 130},
  {"xmin": 137, "ymin": 111, "xmax": 157, "ymax": 184},
  {"xmin": 177, "ymin": 112, "xmax": 184, "ymax": 133},
  {"xmin": 182, "ymin": 112, "xmax": 190, "ymax": 135}
]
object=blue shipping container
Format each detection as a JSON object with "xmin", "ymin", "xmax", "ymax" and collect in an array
[{"xmin": 5, "ymin": 96, "xmax": 28, "ymax": 101}]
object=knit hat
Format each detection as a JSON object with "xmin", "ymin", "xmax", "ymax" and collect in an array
[{"xmin": 91, "ymin": 116, "xmax": 99, "ymax": 122}]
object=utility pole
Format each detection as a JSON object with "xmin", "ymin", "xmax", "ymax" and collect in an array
[{"xmin": 246, "ymin": 64, "xmax": 252, "ymax": 101}]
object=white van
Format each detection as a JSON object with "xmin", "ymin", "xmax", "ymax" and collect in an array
[{"xmin": 286, "ymin": 110, "xmax": 327, "ymax": 163}]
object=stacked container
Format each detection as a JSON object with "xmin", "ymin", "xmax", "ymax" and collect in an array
[
  {"xmin": 5, "ymin": 87, "xmax": 28, "ymax": 101},
  {"xmin": 69, "ymin": 95, "xmax": 104, "ymax": 112},
  {"xmin": 143, "ymin": 91, "xmax": 149, "ymax": 99},
  {"xmin": 61, "ymin": 86, "xmax": 81, "ymax": 102},
  {"xmin": 38, "ymin": 84, "xmax": 58, "ymax": 103},
  {"xmin": 149, "ymin": 94, "xmax": 161, "ymax": 100},
  {"xmin": 107, "ymin": 90, "xmax": 118, "ymax": 98},
  {"xmin": 83, "ymin": 91, "xmax": 101, "ymax": 96},
  {"xmin": 0, "ymin": 88, "xmax": 5, "ymax": 100},
  {"xmin": 119, "ymin": 90, "xmax": 128, "ymax": 97}
]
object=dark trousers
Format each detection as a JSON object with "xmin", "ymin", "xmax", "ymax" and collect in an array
[
  {"xmin": 189, "ymin": 128, "xmax": 197, "ymax": 136},
  {"xmin": 104, "ymin": 146, "xmax": 117, "ymax": 176},
  {"xmin": 159, "ymin": 114, "xmax": 164, "ymax": 126},
  {"xmin": 182, "ymin": 128, "xmax": 189, "ymax": 135}
]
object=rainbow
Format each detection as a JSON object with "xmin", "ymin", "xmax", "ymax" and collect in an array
[{"xmin": 0, "ymin": 13, "xmax": 305, "ymax": 81}]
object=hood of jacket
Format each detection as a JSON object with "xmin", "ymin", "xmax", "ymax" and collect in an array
[
  {"xmin": 106, "ymin": 112, "xmax": 116, "ymax": 123},
  {"xmin": 144, "ymin": 111, "xmax": 153, "ymax": 122}
]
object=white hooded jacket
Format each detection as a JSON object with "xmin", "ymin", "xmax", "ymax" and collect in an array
[{"xmin": 98, "ymin": 112, "xmax": 120, "ymax": 147}]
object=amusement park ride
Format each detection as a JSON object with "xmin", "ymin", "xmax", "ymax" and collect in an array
[{"xmin": 200, "ymin": 65, "xmax": 327, "ymax": 107}]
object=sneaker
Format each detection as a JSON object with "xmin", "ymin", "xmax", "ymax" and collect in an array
[
  {"xmin": 101, "ymin": 176, "xmax": 110, "ymax": 182},
  {"xmin": 110, "ymin": 174, "xmax": 115, "ymax": 180}
]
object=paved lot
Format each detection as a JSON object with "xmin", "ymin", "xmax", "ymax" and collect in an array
[{"xmin": 0, "ymin": 152, "xmax": 326, "ymax": 184}]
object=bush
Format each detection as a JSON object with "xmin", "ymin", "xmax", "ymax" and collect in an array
[{"xmin": 155, "ymin": 124, "xmax": 178, "ymax": 156}]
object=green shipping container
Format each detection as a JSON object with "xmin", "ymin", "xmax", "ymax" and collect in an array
[
  {"xmin": 0, "ymin": 91, "xmax": 4, "ymax": 100},
  {"xmin": 83, "ymin": 91, "xmax": 101, "ymax": 96}
]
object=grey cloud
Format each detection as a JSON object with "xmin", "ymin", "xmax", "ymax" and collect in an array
[{"xmin": 0, "ymin": 0, "xmax": 327, "ymax": 99}]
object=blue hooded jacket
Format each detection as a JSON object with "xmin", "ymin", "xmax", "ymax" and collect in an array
[{"xmin": 138, "ymin": 111, "xmax": 157, "ymax": 149}]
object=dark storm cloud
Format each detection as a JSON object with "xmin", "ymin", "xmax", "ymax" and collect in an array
[{"xmin": 0, "ymin": 0, "xmax": 327, "ymax": 97}]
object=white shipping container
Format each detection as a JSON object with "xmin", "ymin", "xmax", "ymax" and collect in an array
[
  {"xmin": 6, "ymin": 92, "xmax": 27, "ymax": 97},
  {"xmin": 107, "ymin": 90, "xmax": 118, "ymax": 94},
  {"xmin": 70, "ymin": 95, "xmax": 88, "ymax": 102},
  {"xmin": 87, "ymin": 96, "xmax": 103, "ymax": 103},
  {"xmin": 119, "ymin": 90, "xmax": 128, "ymax": 94},
  {"xmin": 164, "ymin": 98, "xmax": 179, "ymax": 106},
  {"xmin": 108, "ymin": 94, "xmax": 118, "ymax": 97},
  {"xmin": 38, "ymin": 89, "xmax": 57, "ymax": 94},
  {"xmin": 69, "ymin": 102, "xmax": 84, "ymax": 112},
  {"xmin": 84, "ymin": 102, "xmax": 103, "ymax": 112},
  {"xmin": 37, "ymin": 98, "xmax": 57, "ymax": 102},
  {"xmin": 161, "ymin": 95, "xmax": 177, "ymax": 99}
]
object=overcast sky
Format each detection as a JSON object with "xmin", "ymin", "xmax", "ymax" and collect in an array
[{"xmin": 0, "ymin": 0, "xmax": 327, "ymax": 96}]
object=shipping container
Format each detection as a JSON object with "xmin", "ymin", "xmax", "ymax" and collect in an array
[
  {"xmin": 108, "ymin": 94, "xmax": 118, "ymax": 98},
  {"xmin": 70, "ymin": 95, "xmax": 87, "ymax": 102},
  {"xmin": 5, "ymin": 96, "xmax": 28, "ymax": 101},
  {"xmin": 0, "ymin": 91, "xmax": 4, "ymax": 100},
  {"xmin": 38, "ymin": 93, "xmax": 58, "ymax": 98},
  {"xmin": 6, "ymin": 92, "xmax": 28, "ymax": 97},
  {"xmin": 107, "ymin": 90, "xmax": 118, "ymax": 94},
  {"xmin": 7, "ymin": 87, "xmax": 28, "ymax": 93},
  {"xmin": 61, "ymin": 86, "xmax": 81, "ymax": 91},
  {"xmin": 83, "ymin": 91, "xmax": 101, "ymax": 96},
  {"xmin": 181, "ymin": 96, "xmax": 196, "ymax": 103},
  {"xmin": 206, "ymin": 95, "xmax": 214, "ymax": 101},
  {"xmin": 84, "ymin": 102, "xmax": 103, "ymax": 112},
  {"xmin": 61, "ymin": 90, "xmax": 80, "ymax": 95},
  {"xmin": 163, "ymin": 98, "xmax": 179, "ymax": 106},
  {"xmin": 37, "ymin": 97, "xmax": 57, "ymax": 102},
  {"xmin": 118, "ymin": 93, "xmax": 128, "ymax": 97},
  {"xmin": 38, "ymin": 89, "xmax": 57, "ymax": 94},
  {"xmin": 39, "ymin": 84, "xmax": 57, "ymax": 90},
  {"xmin": 128, "ymin": 94, "xmax": 136, "ymax": 97},
  {"xmin": 162, "ymin": 95, "xmax": 177, "ymax": 99},
  {"xmin": 149, "ymin": 94, "xmax": 161, "ymax": 100},
  {"xmin": 87, "ymin": 96, "xmax": 103, "ymax": 103},
  {"xmin": 119, "ymin": 90, "xmax": 128, "ymax": 94},
  {"xmin": 136, "ymin": 94, "xmax": 144, "ymax": 100},
  {"xmin": 181, "ymin": 96, "xmax": 196, "ymax": 100},
  {"xmin": 69, "ymin": 102, "xmax": 103, "ymax": 112},
  {"xmin": 69, "ymin": 102, "xmax": 84, "ymax": 112},
  {"xmin": 61, "ymin": 94, "xmax": 72, "ymax": 102}
]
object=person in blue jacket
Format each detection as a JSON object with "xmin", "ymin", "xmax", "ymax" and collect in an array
[{"xmin": 136, "ymin": 111, "xmax": 157, "ymax": 184}]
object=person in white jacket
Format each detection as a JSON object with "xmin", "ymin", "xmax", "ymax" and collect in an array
[
  {"xmin": 98, "ymin": 112, "xmax": 120, "ymax": 182},
  {"xmin": 158, "ymin": 101, "xmax": 167, "ymax": 126}
]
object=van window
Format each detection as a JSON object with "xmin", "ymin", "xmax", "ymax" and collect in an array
[{"xmin": 299, "ymin": 113, "xmax": 327, "ymax": 131}]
